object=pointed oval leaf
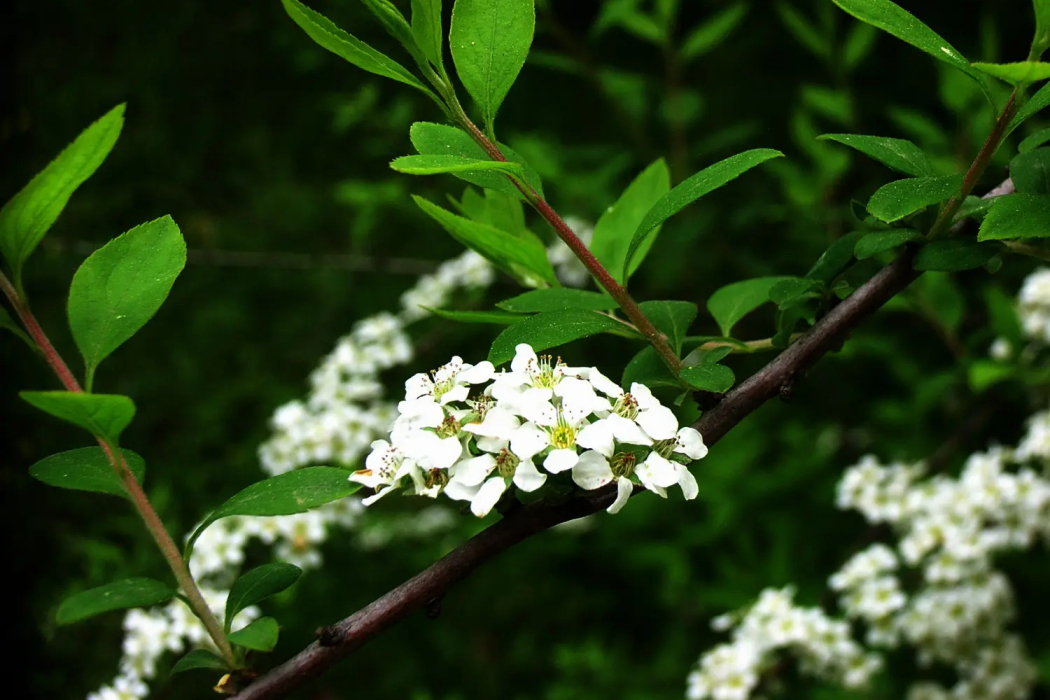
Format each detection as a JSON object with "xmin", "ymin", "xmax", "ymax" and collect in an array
[
  {"xmin": 488, "ymin": 309, "xmax": 637, "ymax": 365},
  {"xmin": 854, "ymin": 229, "xmax": 922, "ymax": 259},
  {"xmin": 358, "ymin": 0, "xmax": 427, "ymax": 65},
  {"xmin": 450, "ymin": 0, "xmax": 535, "ymax": 128},
  {"xmin": 978, "ymin": 194, "xmax": 1050, "ymax": 240},
  {"xmin": 187, "ymin": 467, "xmax": 362, "ymax": 555},
  {"xmin": 497, "ymin": 289, "xmax": 617, "ymax": 313},
  {"xmin": 412, "ymin": 0, "xmax": 444, "ymax": 66},
  {"xmin": 20, "ymin": 392, "xmax": 135, "ymax": 444},
  {"xmin": 913, "ymin": 239, "xmax": 1000, "ymax": 271},
  {"xmin": 622, "ymin": 346, "xmax": 681, "ymax": 389},
  {"xmin": 1011, "ymin": 149, "xmax": 1050, "ymax": 195},
  {"xmin": 806, "ymin": 231, "xmax": 865, "ymax": 282},
  {"xmin": 1020, "ymin": 128, "xmax": 1050, "ymax": 153},
  {"xmin": 413, "ymin": 195, "xmax": 557, "ymax": 286},
  {"xmin": 707, "ymin": 276, "xmax": 795, "ymax": 337},
  {"xmin": 409, "ymin": 122, "xmax": 543, "ymax": 197},
  {"xmin": 1008, "ymin": 80, "xmax": 1050, "ymax": 137},
  {"xmin": 391, "ymin": 155, "xmax": 523, "ymax": 178},
  {"xmin": 680, "ymin": 363, "xmax": 736, "ymax": 393},
  {"xmin": 171, "ymin": 648, "xmax": 229, "ymax": 674},
  {"xmin": 972, "ymin": 61, "xmax": 1050, "ymax": 86},
  {"xmin": 56, "ymin": 578, "xmax": 174, "ymax": 625},
  {"xmin": 281, "ymin": 0, "xmax": 438, "ymax": 101},
  {"xmin": 866, "ymin": 174, "xmax": 963, "ymax": 222},
  {"xmin": 426, "ymin": 308, "xmax": 529, "ymax": 324},
  {"xmin": 680, "ymin": 3, "xmax": 749, "ymax": 62},
  {"xmin": 829, "ymin": 0, "xmax": 989, "ymax": 93},
  {"xmin": 226, "ymin": 563, "xmax": 302, "ymax": 628},
  {"xmin": 589, "ymin": 159, "xmax": 671, "ymax": 283},
  {"xmin": 229, "ymin": 617, "xmax": 280, "ymax": 652},
  {"xmin": 30, "ymin": 447, "xmax": 145, "ymax": 498},
  {"xmin": 817, "ymin": 134, "xmax": 933, "ymax": 177},
  {"xmin": 68, "ymin": 216, "xmax": 186, "ymax": 382},
  {"xmin": 638, "ymin": 300, "xmax": 697, "ymax": 355},
  {"xmin": 0, "ymin": 105, "xmax": 124, "ymax": 285},
  {"xmin": 625, "ymin": 149, "xmax": 783, "ymax": 279}
]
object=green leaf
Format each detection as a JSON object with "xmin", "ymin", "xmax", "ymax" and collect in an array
[
  {"xmin": 913, "ymin": 239, "xmax": 999, "ymax": 271},
  {"xmin": 638, "ymin": 300, "xmax": 697, "ymax": 355},
  {"xmin": 625, "ymin": 149, "xmax": 784, "ymax": 278},
  {"xmin": 968, "ymin": 360, "xmax": 1015, "ymax": 392},
  {"xmin": 450, "ymin": 0, "xmax": 535, "ymax": 129},
  {"xmin": 226, "ymin": 563, "xmax": 302, "ymax": 632},
  {"xmin": 413, "ymin": 196, "xmax": 556, "ymax": 286},
  {"xmin": 426, "ymin": 308, "xmax": 529, "ymax": 324},
  {"xmin": 186, "ymin": 467, "xmax": 362, "ymax": 555},
  {"xmin": 866, "ymin": 175, "xmax": 963, "ymax": 222},
  {"xmin": 807, "ymin": 231, "xmax": 865, "ymax": 282},
  {"xmin": 1011, "ymin": 149, "xmax": 1050, "ymax": 195},
  {"xmin": 829, "ymin": 0, "xmax": 990, "ymax": 97},
  {"xmin": 854, "ymin": 229, "xmax": 922, "ymax": 259},
  {"xmin": 680, "ymin": 363, "xmax": 736, "ymax": 393},
  {"xmin": 776, "ymin": 2, "xmax": 830, "ymax": 60},
  {"xmin": 496, "ymin": 289, "xmax": 617, "ymax": 313},
  {"xmin": 0, "ymin": 304, "xmax": 35, "ymax": 351},
  {"xmin": 29, "ymin": 447, "xmax": 144, "ymax": 499},
  {"xmin": 622, "ymin": 346, "xmax": 681, "ymax": 389},
  {"xmin": 410, "ymin": 122, "xmax": 543, "ymax": 198},
  {"xmin": 590, "ymin": 159, "xmax": 671, "ymax": 283},
  {"xmin": 1035, "ymin": 0, "xmax": 1050, "ymax": 58},
  {"xmin": 955, "ymin": 195, "xmax": 999, "ymax": 222},
  {"xmin": 358, "ymin": 0, "xmax": 427, "ymax": 65},
  {"xmin": 817, "ymin": 134, "xmax": 933, "ymax": 177},
  {"xmin": 56, "ymin": 578, "xmax": 174, "ymax": 625},
  {"xmin": 1020, "ymin": 128, "xmax": 1050, "ymax": 153},
  {"xmin": 488, "ymin": 310, "xmax": 635, "ymax": 365},
  {"xmin": 67, "ymin": 216, "xmax": 186, "ymax": 385},
  {"xmin": 412, "ymin": 0, "xmax": 444, "ymax": 66},
  {"xmin": 680, "ymin": 3, "xmax": 749, "ymax": 62},
  {"xmin": 171, "ymin": 649, "xmax": 229, "ymax": 674},
  {"xmin": 229, "ymin": 617, "xmax": 280, "ymax": 652},
  {"xmin": 281, "ymin": 0, "xmax": 438, "ymax": 101},
  {"xmin": 707, "ymin": 277, "xmax": 794, "ymax": 337},
  {"xmin": 978, "ymin": 193, "xmax": 1050, "ymax": 240},
  {"xmin": 391, "ymin": 154, "xmax": 524, "ymax": 178},
  {"xmin": 770, "ymin": 278, "xmax": 823, "ymax": 307},
  {"xmin": 20, "ymin": 392, "xmax": 135, "ymax": 444},
  {"xmin": 1008, "ymin": 81, "xmax": 1050, "ymax": 137},
  {"xmin": 972, "ymin": 61, "xmax": 1050, "ymax": 86},
  {"xmin": 455, "ymin": 188, "xmax": 530, "ymax": 236},
  {"xmin": 0, "ymin": 105, "xmax": 124, "ymax": 287},
  {"xmin": 843, "ymin": 21, "xmax": 879, "ymax": 71}
]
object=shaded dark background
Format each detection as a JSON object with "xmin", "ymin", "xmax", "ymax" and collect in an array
[{"xmin": 3, "ymin": 0, "xmax": 1047, "ymax": 698}]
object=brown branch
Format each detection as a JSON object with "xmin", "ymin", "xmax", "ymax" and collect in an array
[{"xmin": 233, "ymin": 181, "xmax": 1013, "ymax": 700}]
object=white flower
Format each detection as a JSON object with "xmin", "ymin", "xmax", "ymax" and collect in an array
[
  {"xmin": 445, "ymin": 450, "xmax": 548, "ymax": 517},
  {"xmin": 571, "ymin": 450, "xmax": 636, "ymax": 513}
]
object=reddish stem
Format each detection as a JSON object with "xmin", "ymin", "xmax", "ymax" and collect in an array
[{"xmin": 457, "ymin": 117, "xmax": 683, "ymax": 374}]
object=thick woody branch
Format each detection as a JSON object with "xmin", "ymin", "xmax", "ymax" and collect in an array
[{"xmin": 233, "ymin": 181, "xmax": 1013, "ymax": 700}]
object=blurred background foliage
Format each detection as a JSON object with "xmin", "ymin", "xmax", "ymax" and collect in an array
[{"xmin": 4, "ymin": 0, "xmax": 1049, "ymax": 698}]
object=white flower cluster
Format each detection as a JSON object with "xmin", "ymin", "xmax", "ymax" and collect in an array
[
  {"xmin": 88, "ymin": 225, "xmax": 603, "ymax": 700},
  {"xmin": 686, "ymin": 587, "xmax": 882, "ymax": 700},
  {"xmin": 1019, "ymin": 267, "xmax": 1050, "ymax": 344},
  {"xmin": 87, "ymin": 588, "xmax": 259, "ymax": 700},
  {"xmin": 689, "ymin": 411, "xmax": 1050, "ymax": 700},
  {"xmin": 355, "ymin": 343, "xmax": 707, "ymax": 517}
]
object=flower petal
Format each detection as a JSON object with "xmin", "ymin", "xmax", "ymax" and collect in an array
[
  {"xmin": 511, "ymin": 423, "xmax": 550, "ymax": 460},
  {"xmin": 444, "ymin": 478, "xmax": 482, "ymax": 502},
  {"xmin": 544, "ymin": 448, "xmax": 579, "ymax": 474},
  {"xmin": 459, "ymin": 360, "xmax": 495, "ymax": 384},
  {"xmin": 441, "ymin": 385, "xmax": 470, "ymax": 405},
  {"xmin": 362, "ymin": 484, "xmax": 399, "ymax": 506},
  {"xmin": 513, "ymin": 458, "xmax": 547, "ymax": 492},
  {"xmin": 637, "ymin": 452, "xmax": 679, "ymax": 489},
  {"xmin": 451, "ymin": 454, "xmax": 496, "ymax": 487},
  {"xmin": 471, "ymin": 476, "xmax": 508, "ymax": 517},
  {"xmin": 576, "ymin": 420, "xmax": 616, "ymax": 458},
  {"xmin": 511, "ymin": 344, "xmax": 538, "ymax": 374},
  {"xmin": 675, "ymin": 427, "xmax": 708, "ymax": 460},
  {"xmin": 678, "ymin": 465, "xmax": 699, "ymax": 500},
  {"xmin": 637, "ymin": 405, "xmax": 679, "ymax": 441},
  {"xmin": 463, "ymin": 407, "xmax": 521, "ymax": 438},
  {"xmin": 629, "ymin": 382, "xmax": 658, "ymax": 409},
  {"xmin": 607, "ymin": 477, "xmax": 634, "ymax": 514},
  {"xmin": 571, "ymin": 450, "xmax": 613, "ymax": 490},
  {"xmin": 588, "ymin": 368, "xmax": 624, "ymax": 398},
  {"xmin": 607, "ymin": 414, "xmax": 653, "ymax": 446}
]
